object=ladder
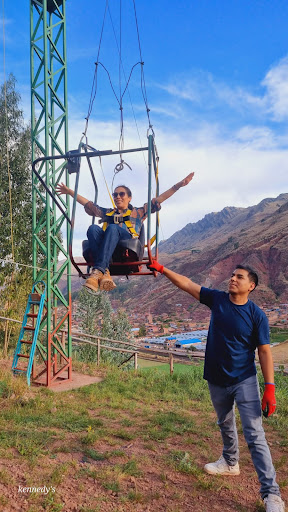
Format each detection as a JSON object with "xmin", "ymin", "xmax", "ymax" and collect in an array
[{"xmin": 12, "ymin": 281, "xmax": 46, "ymax": 386}]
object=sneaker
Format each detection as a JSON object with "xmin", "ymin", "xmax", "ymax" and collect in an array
[
  {"xmin": 264, "ymin": 494, "xmax": 285, "ymax": 512},
  {"xmin": 100, "ymin": 268, "xmax": 116, "ymax": 292},
  {"xmin": 204, "ymin": 455, "xmax": 240, "ymax": 476},
  {"xmin": 84, "ymin": 269, "xmax": 103, "ymax": 292}
]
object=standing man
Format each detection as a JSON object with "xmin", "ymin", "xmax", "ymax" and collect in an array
[{"xmin": 148, "ymin": 261, "xmax": 285, "ymax": 512}]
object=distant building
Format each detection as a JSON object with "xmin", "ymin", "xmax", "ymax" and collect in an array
[
  {"xmin": 164, "ymin": 336, "xmax": 177, "ymax": 349},
  {"xmin": 175, "ymin": 338, "xmax": 202, "ymax": 348},
  {"xmin": 143, "ymin": 330, "xmax": 208, "ymax": 345}
]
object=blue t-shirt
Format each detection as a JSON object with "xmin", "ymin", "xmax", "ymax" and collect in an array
[{"xmin": 200, "ymin": 287, "xmax": 270, "ymax": 387}]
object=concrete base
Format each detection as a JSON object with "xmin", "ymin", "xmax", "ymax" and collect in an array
[{"xmin": 39, "ymin": 372, "xmax": 103, "ymax": 392}]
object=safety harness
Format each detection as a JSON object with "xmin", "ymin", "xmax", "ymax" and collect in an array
[{"xmin": 100, "ymin": 209, "xmax": 139, "ymax": 238}]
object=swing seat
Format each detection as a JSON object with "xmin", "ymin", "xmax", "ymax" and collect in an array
[{"xmin": 82, "ymin": 224, "xmax": 145, "ymax": 276}]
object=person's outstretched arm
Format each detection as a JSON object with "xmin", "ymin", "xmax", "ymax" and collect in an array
[
  {"xmin": 55, "ymin": 182, "xmax": 89, "ymax": 207},
  {"xmin": 149, "ymin": 261, "xmax": 201, "ymax": 301},
  {"xmin": 155, "ymin": 172, "xmax": 194, "ymax": 204}
]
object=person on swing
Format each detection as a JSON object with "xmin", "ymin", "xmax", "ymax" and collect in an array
[{"xmin": 55, "ymin": 172, "xmax": 194, "ymax": 292}]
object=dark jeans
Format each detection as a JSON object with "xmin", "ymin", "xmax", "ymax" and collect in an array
[
  {"xmin": 87, "ymin": 224, "xmax": 132, "ymax": 273},
  {"xmin": 208, "ymin": 375, "xmax": 280, "ymax": 499}
]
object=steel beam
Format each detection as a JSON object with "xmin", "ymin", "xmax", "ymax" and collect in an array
[{"xmin": 30, "ymin": 0, "xmax": 72, "ymax": 386}]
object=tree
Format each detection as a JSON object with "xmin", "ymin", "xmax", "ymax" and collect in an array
[
  {"xmin": 138, "ymin": 324, "xmax": 147, "ymax": 337},
  {"xmin": 0, "ymin": 75, "xmax": 34, "ymax": 354},
  {"xmin": 0, "ymin": 74, "xmax": 33, "ymax": 274},
  {"xmin": 76, "ymin": 289, "xmax": 135, "ymax": 367}
]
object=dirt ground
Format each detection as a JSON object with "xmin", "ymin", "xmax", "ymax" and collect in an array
[
  {"xmin": 1, "ymin": 419, "xmax": 287, "ymax": 512},
  {"xmin": 0, "ymin": 357, "xmax": 287, "ymax": 511},
  {"xmin": 255, "ymin": 340, "xmax": 288, "ymax": 372},
  {"xmin": 50, "ymin": 372, "xmax": 103, "ymax": 392},
  {"xmin": 270, "ymin": 340, "xmax": 288, "ymax": 366}
]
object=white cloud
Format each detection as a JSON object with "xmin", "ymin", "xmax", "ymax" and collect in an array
[
  {"xmin": 156, "ymin": 56, "xmax": 288, "ymax": 124},
  {"xmin": 262, "ymin": 56, "xmax": 288, "ymax": 121},
  {"xmin": 156, "ymin": 71, "xmax": 265, "ymax": 115},
  {"xmin": 235, "ymin": 126, "xmax": 277, "ymax": 149},
  {"xmin": 67, "ymin": 46, "xmax": 99, "ymax": 64},
  {"xmin": 65, "ymin": 117, "xmax": 288, "ymax": 256},
  {"xmin": 159, "ymin": 78, "xmax": 202, "ymax": 103},
  {"xmin": 0, "ymin": 15, "xmax": 12, "ymax": 32},
  {"xmin": 143, "ymin": 104, "xmax": 182, "ymax": 120},
  {"xmin": 47, "ymin": 60, "xmax": 288, "ymax": 257},
  {"xmin": 213, "ymin": 83, "xmax": 266, "ymax": 113}
]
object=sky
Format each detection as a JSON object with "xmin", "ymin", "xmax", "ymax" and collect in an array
[{"xmin": 1, "ymin": 0, "xmax": 288, "ymax": 256}]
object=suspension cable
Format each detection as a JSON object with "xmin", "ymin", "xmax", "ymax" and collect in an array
[
  {"xmin": 84, "ymin": 0, "xmax": 109, "ymax": 136},
  {"xmin": 108, "ymin": 5, "xmax": 144, "ymax": 156},
  {"xmin": 0, "ymin": 258, "xmax": 91, "ymax": 280},
  {"xmin": 80, "ymin": 0, "xmax": 165, "ymax": 239},
  {"xmin": 85, "ymin": 1, "xmax": 153, "ymax": 147},
  {"xmin": 119, "ymin": 0, "xmax": 123, "ymax": 155},
  {"xmin": 132, "ymin": 0, "xmax": 153, "ymax": 133}
]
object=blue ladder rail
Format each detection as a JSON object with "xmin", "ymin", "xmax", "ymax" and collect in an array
[{"xmin": 12, "ymin": 281, "xmax": 46, "ymax": 386}]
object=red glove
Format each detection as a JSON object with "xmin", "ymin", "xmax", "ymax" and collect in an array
[
  {"xmin": 147, "ymin": 259, "xmax": 164, "ymax": 274},
  {"xmin": 262, "ymin": 383, "xmax": 276, "ymax": 417}
]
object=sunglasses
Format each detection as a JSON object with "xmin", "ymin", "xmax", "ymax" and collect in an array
[{"xmin": 112, "ymin": 191, "xmax": 126, "ymax": 198}]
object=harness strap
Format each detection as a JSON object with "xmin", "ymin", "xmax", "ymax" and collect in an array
[
  {"xmin": 100, "ymin": 213, "xmax": 131, "ymax": 224},
  {"xmin": 101, "ymin": 209, "xmax": 138, "ymax": 238}
]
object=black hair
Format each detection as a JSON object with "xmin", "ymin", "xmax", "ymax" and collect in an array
[
  {"xmin": 114, "ymin": 185, "xmax": 133, "ymax": 209},
  {"xmin": 114, "ymin": 185, "xmax": 132, "ymax": 198},
  {"xmin": 235, "ymin": 264, "xmax": 258, "ymax": 288}
]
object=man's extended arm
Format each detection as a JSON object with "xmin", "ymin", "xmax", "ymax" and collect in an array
[
  {"xmin": 163, "ymin": 268, "xmax": 201, "ymax": 300},
  {"xmin": 155, "ymin": 172, "xmax": 194, "ymax": 204},
  {"xmin": 149, "ymin": 261, "xmax": 201, "ymax": 301}
]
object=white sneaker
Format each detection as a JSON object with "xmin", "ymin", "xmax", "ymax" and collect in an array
[
  {"xmin": 204, "ymin": 455, "xmax": 240, "ymax": 476},
  {"xmin": 264, "ymin": 494, "xmax": 285, "ymax": 512}
]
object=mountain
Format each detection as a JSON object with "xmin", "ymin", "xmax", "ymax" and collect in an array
[
  {"xmin": 63, "ymin": 192, "xmax": 288, "ymax": 317},
  {"xmin": 159, "ymin": 194, "xmax": 288, "ymax": 254}
]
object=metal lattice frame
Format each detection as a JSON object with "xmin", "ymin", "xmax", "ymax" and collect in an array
[{"xmin": 30, "ymin": 0, "xmax": 72, "ymax": 386}]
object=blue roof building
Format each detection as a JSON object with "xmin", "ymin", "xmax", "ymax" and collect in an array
[{"xmin": 175, "ymin": 338, "xmax": 204, "ymax": 349}]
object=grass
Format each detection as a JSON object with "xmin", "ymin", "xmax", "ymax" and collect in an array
[
  {"xmin": 139, "ymin": 361, "xmax": 202, "ymax": 374},
  {"xmin": 137, "ymin": 358, "xmax": 167, "ymax": 368},
  {"xmin": 270, "ymin": 327, "xmax": 288, "ymax": 344},
  {"xmin": 168, "ymin": 450, "xmax": 201, "ymax": 475},
  {"xmin": 121, "ymin": 458, "xmax": 142, "ymax": 477},
  {"xmin": 0, "ymin": 361, "xmax": 287, "ymax": 511}
]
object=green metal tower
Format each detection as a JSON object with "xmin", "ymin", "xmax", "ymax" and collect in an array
[{"xmin": 30, "ymin": 0, "xmax": 72, "ymax": 386}]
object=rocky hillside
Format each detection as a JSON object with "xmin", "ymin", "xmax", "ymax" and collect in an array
[
  {"xmin": 112, "ymin": 192, "xmax": 288, "ymax": 316},
  {"xmin": 159, "ymin": 193, "xmax": 288, "ymax": 254},
  {"xmin": 64, "ymin": 192, "xmax": 288, "ymax": 317}
]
